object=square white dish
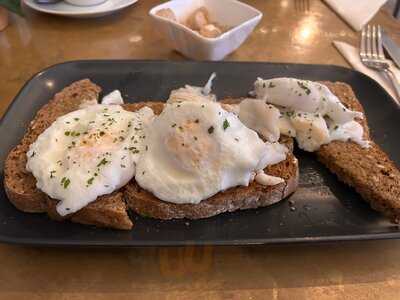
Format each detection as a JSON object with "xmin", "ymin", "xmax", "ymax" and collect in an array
[{"xmin": 149, "ymin": 0, "xmax": 263, "ymax": 60}]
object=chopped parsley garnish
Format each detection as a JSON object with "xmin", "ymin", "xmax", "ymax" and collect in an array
[
  {"xmin": 268, "ymin": 82, "xmax": 276, "ymax": 88},
  {"xmin": 74, "ymin": 118, "xmax": 79, "ymax": 121},
  {"xmin": 65, "ymin": 131, "xmax": 70, "ymax": 136},
  {"xmin": 97, "ymin": 158, "xmax": 109, "ymax": 167},
  {"xmin": 297, "ymin": 81, "xmax": 311, "ymax": 95},
  {"xmin": 87, "ymin": 177, "xmax": 94, "ymax": 185},
  {"xmin": 61, "ymin": 177, "xmax": 70, "ymax": 189},
  {"xmin": 223, "ymin": 119, "xmax": 230, "ymax": 130},
  {"xmin": 171, "ymin": 123, "xmax": 176, "ymax": 128},
  {"xmin": 208, "ymin": 126, "xmax": 214, "ymax": 134}
]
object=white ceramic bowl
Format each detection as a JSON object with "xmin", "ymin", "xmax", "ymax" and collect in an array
[
  {"xmin": 149, "ymin": 0, "xmax": 262, "ymax": 61},
  {"xmin": 64, "ymin": 0, "xmax": 107, "ymax": 7}
]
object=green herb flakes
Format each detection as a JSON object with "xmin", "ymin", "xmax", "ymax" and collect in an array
[
  {"xmin": 61, "ymin": 177, "xmax": 70, "ymax": 189},
  {"xmin": 223, "ymin": 119, "xmax": 230, "ymax": 130}
]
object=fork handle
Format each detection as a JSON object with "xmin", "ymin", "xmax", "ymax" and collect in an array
[{"xmin": 383, "ymin": 69, "xmax": 400, "ymax": 104}]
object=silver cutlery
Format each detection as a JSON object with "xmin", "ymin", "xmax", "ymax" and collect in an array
[
  {"xmin": 360, "ymin": 25, "xmax": 400, "ymax": 100},
  {"xmin": 382, "ymin": 29, "xmax": 400, "ymax": 69}
]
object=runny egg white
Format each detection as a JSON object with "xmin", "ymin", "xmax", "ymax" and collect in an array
[
  {"xmin": 26, "ymin": 104, "xmax": 154, "ymax": 216},
  {"xmin": 134, "ymin": 100, "xmax": 288, "ymax": 205}
]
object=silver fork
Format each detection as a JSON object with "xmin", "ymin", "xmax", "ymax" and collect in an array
[{"xmin": 360, "ymin": 25, "xmax": 400, "ymax": 100}]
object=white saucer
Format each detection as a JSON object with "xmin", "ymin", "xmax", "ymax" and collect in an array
[{"xmin": 23, "ymin": 0, "xmax": 138, "ymax": 18}]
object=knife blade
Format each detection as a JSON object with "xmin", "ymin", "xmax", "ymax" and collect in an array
[{"xmin": 382, "ymin": 30, "xmax": 400, "ymax": 69}]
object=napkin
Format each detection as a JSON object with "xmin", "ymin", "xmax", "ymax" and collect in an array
[
  {"xmin": 324, "ymin": 0, "xmax": 387, "ymax": 31},
  {"xmin": 333, "ymin": 40, "xmax": 400, "ymax": 104}
]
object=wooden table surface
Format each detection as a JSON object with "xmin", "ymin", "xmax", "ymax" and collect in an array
[{"xmin": 1, "ymin": 1, "xmax": 400, "ymax": 299}]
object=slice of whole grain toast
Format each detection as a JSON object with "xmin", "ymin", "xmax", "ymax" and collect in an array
[
  {"xmin": 4, "ymin": 79, "xmax": 133, "ymax": 230},
  {"xmin": 123, "ymin": 101, "xmax": 299, "ymax": 220},
  {"xmin": 317, "ymin": 82, "xmax": 400, "ymax": 223}
]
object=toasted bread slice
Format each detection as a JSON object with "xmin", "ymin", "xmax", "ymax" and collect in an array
[
  {"xmin": 4, "ymin": 88, "xmax": 299, "ymax": 227},
  {"xmin": 4, "ymin": 79, "xmax": 133, "ymax": 230},
  {"xmin": 317, "ymin": 82, "xmax": 400, "ymax": 223},
  {"xmin": 123, "ymin": 101, "xmax": 299, "ymax": 220}
]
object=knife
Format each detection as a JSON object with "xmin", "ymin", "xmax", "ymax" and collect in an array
[{"xmin": 382, "ymin": 30, "xmax": 400, "ymax": 69}]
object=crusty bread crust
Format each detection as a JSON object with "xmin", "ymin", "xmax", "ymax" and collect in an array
[
  {"xmin": 125, "ymin": 152, "xmax": 298, "ymax": 219},
  {"xmin": 317, "ymin": 82, "xmax": 400, "ymax": 223}
]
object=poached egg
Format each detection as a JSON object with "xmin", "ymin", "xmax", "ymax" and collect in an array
[
  {"xmin": 26, "ymin": 104, "xmax": 154, "ymax": 216},
  {"xmin": 134, "ymin": 100, "xmax": 288, "ymax": 204}
]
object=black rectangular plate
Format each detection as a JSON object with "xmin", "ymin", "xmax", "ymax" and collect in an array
[{"xmin": 1, "ymin": 60, "xmax": 399, "ymax": 247}]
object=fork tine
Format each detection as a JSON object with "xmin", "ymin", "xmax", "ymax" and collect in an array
[
  {"xmin": 366, "ymin": 25, "xmax": 372, "ymax": 59},
  {"xmin": 371, "ymin": 25, "xmax": 378, "ymax": 59},
  {"xmin": 377, "ymin": 25, "xmax": 385, "ymax": 60},
  {"xmin": 360, "ymin": 27, "xmax": 367, "ymax": 59}
]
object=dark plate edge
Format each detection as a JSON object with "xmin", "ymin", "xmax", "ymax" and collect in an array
[
  {"xmin": 0, "ymin": 232, "xmax": 400, "ymax": 247},
  {"xmin": 1, "ymin": 59, "xmax": 399, "ymax": 247}
]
